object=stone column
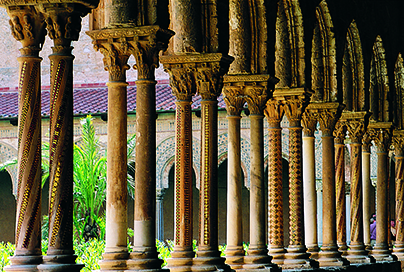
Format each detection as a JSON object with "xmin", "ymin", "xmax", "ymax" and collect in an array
[
  {"xmin": 369, "ymin": 125, "xmax": 395, "ymax": 261},
  {"xmin": 193, "ymin": 54, "xmax": 233, "ymax": 272},
  {"xmin": 87, "ymin": 28, "xmax": 131, "ymax": 271},
  {"xmin": 264, "ymin": 99, "xmax": 285, "ymax": 265},
  {"xmin": 160, "ymin": 55, "xmax": 198, "ymax": 272},
  {"xmin": 393, "ymin": 130, "xmax": 404, "ymax": 262},
  {"xmin": 283, "ymin": 93, "xmax": 314, "ymax": 269},
  {"xmin": 302, "ymin": 111, "xmax": 319, "ymax": 259},
  {"xmin": 362, "ymin": 133, "xmax": 372, "ymax": 251},
  {"xmin": 316, "ymin": 104, "xmax": 348, "ymax": 267},
  {"xmin": 345, "ymin": 118, "xmax": 373, "ymax": 263},
  {"xmin": 128, "ymin": 27, "xmax": 173, "ymax": 272},
  {"xmin": 156, "ymin": 188, "xmax": 166, "ymax": 241},
  {"xmin": 243, "ymin": 75, "xmax": 276, "ymax": 269},
  {"xmin": 4, "ymin": 7, "xmax": 45, "ymax": 272},
  {"xmin": 222, "ymin": 80, "xmax": 246, "ymax": 269},
  {"xmin": 334, "ymin": 122, "xmax": 347, "ymax": 255},
  {"xmin": 38, "ymin": 6, "xmax": 87, "ymax": 272}
]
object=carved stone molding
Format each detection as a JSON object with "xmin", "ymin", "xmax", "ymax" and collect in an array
[
  {"xmin": 306, "ymin": 102, "xmax": 344, "ymax": 136},
  {"xmin": 302, "ymin": 111, "xmax": 318, "ymax": 137},
  {"xmin": 362, "ymin": 131, "xmax": 372, "ymax": 153},
  {"xmin": 264, "ymin": 99, "xmax": 284, "ymax": 128},
  {"xmin": 88, "ymin": 25, "xmax": 174, "ymax": 81},
  {"xmin": 7, "ymin": 6, "xmax": 46, "ymax": 55},
  {"xmin": 367, "ymin": 122, "xmax": 393, "ymax": 153},
  {"xmin": 333, "ymin": 121, "xmax": 346, "ymax": 144},
  {"xmin": 0, "ymin": 0, "xmax": 98, "ymax": 9},
  {"xmin": 340, "ymin": 111, "xmax": 370, "ymax": 144},
  {"xmin": 222, "ymin": 85, "xmax": 245, "ymax": 116},
  {"xmin": 392, "ymin": 130, "xmax": 404, "ymax": 156}
]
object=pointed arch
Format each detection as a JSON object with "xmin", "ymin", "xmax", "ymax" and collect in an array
[
  {"xmin": 395, "ymin": 53, "xmax": 404, "ymax": 129},
  {"xmin": 311, "ymin": 0, "xmax": 337, "ymax": 102},
  {"xmin": 275, "ymin": 0, "xmax": 305, "ymax": 88},
  {"xmin": 343, "ymin": 20, "xmax": 365, "ymax": 112},
  {"xmin": 370, "ymin": 36, "xmax": 390, "ymax": 122}
]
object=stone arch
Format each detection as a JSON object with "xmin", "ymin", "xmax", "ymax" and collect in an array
[
  {"xmin": 343, "ymin": 20, "xmax": 365, "ymax": 112},
  {"xmin": 0, "ymin": 141, "xmax": 18, "ymax": 196},
  {"xmin": 311, "ymin": 0, "xmax": 337, "ymax": 102},
  {"xmin": 0, "ymin": 170, "xmax": 16, "ymax": 242},
  {"xmin": 156, "ymin": 136, "xmax": 201, "ymax": 189},
  {"xmin": 370, "ymin": 36, "xmax": 390, "ymax": 122},
  {"xmin": 394, "ymin": 53, "xmax": 404, "ymax": 129},
  {"xmin": 275, "ymin": 0, "xmax": 305, "ymax": 88}
]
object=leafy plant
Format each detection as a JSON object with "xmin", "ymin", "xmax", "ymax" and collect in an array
[{"xmin": 0, "ymin": 242, "xmax": 15, "ymax": 271}]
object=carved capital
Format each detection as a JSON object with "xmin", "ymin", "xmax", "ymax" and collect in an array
[
  {"xmin": 345, "ymin": 120, "xmax": 366, "ymax": 144},
  {"xmin": 307, "ymin": 102, "xmax": 343, "ymax": 136},
  {"xmin": 362, "ymin": 131, "xmax": 372, "ymax": 152},
  {"xmin": 333, "ymin": 121, "xmax": 347, "ymax": 144},
  {"xmin": 222, "ymin": 85, "xmax": 245, "ymax": 116},
  {"xmin": 244, "ymin": 85, "xmax": 270, "ymax": 115},
  {"xmin": 94, "ymin": 41, "xmax": 130, "ymax": 82},
  {"xmin": 368, "ymin": 127, "xmax": 391, "ymax": 153},
  {"xmin": 7, "ymin": 6, "xmax": 46, "ymax": 56},
  {"xmin": 302, "ymin": 111, "xmax": 317, "ymax": 137},
  {"xmin": 392, "ymin": 130, "xmax": 404, "ymax": 156},
  {"xmin": 264, "ymin": 99, "xmax": 284, "ymax": 127},
  {"xmin": 283, "ymin": 94, "xmax": 310, "ymax": 127}
]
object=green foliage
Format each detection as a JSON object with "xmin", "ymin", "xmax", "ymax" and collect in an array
[
  {"xmin": 0, "ymin": 242, "xmax": 15, "ymax": 272},
  {"xmin": 74, "ymin": 239, "xmax": 105, "ymax": 272},
  {"xmin": 156, "ymin": 240, "xmax": 173, "ymax": 267}
]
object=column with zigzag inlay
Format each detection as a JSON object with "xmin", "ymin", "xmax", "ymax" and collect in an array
[{"xmin": 393, "ymin": 130, "xmax": 404, "ymax": 262}]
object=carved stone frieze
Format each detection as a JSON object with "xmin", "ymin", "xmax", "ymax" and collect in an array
[
  {"xmin": 302, "ymin": 111, "xmax": 318, "ymax": 137},
  {"xmin": 222, "ymin": 85, "xmax": 245, "ymax": 116},
  {"xmin": 367, "ymin": 122, "xmax": 393, "ymax": 152},
  {"xmin": 333, "ymin": 121, "xmax": 346, "ymax": 144},
  {"xmin": 161, "ymin": 53, "xmax": 233, "ymax": 101},
  {"xmin": 7, "ymin": 6, "xmax": 46, "ymax": 55},
  {"xmin": 264, "ymin": 99, "xmax": 284, "ymax": 127},
  {"xmin": 392, "ymin": 130, "xmax": 404, "ymax": 156}
]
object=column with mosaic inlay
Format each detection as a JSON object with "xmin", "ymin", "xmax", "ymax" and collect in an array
[
  {"xmin": 362, "ymin": 133, "xmax": 372, "ymax": 250},
  {"xmin": 86, "ymin": 28, "xmax": 132, "ymax": 271},
  {"xmin": 345, "ymin": 117, "xmax": 374, "ymax": 263},
  {"xmin": 316, "ymin": 104, "xmax": 348, "ymax": 267},
  {"xmin": 160, "ymin": 55, "xmax": 197, "ymax": 272},
  {"xmin": 334, "ymin": 121, "xmax": 347, "ymax": 255},
  {"xmin": 302, "ymin": 110, "xmax": 319, "ymax": 259},
  {"xmin": 393, "ymin": 130, "xmax": 404, "ymax": 262},
  {"xmin": 283, "ymin": 92, "xmax": 315, "ymax": 269},
  {"xmin": 4, "ymin": 7, "xmax": 45, "ymax": 272},
  {"xmin": 193, "ymin": 54, "xmax": 233, "ymax": 272},
  {"xmin": 222, "ymin": 78, "xmax": 246, "ymax": 269},
  {"xmin": 128, "ymin": 27, "xmax": 173, "ymax": 271},
  {"xmin": 369, "ymin": 124, "xmax": 395, "ymax": 261},
  {"xmin": 243, "ymin": 75, "xmax": 277, "ymax": 269},
  {"xmin": 38, "ymin": 5, "xmax": 91, "ymax": 272},
  {"xmin": 264, "ymin": 98, "xmax": 285, "ymax": 265}
]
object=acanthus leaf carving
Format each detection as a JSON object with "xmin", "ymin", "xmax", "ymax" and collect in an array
[
  {"xmin": 318, "ymin": 109, "xmax": 339, "ymax": 136},
  {"xmin": 345, "ymin": 120, "xmax": 366, "ymax": 144},
  {"xmin": 368, "ymin": 128, "xmax": 391, "ymax": 153},
  {"xmin": 264, "ymin": 99, "xmax": 284, "ymax": 127},
  {"xmin": 302, "ymin": 111, "xmax": 318, "ymax": 137},
  {"xmin": 94, "ymin": 41, "xmax": 130, "ymax": 82},
  {"xmin": 283, "ymin": 94, "xmax": 310, "ymax": 127},
  {"xmin": 333, "ymin": 121, "xmax": 347, "ymax": 144},
  {"xmin": 244, "ymin": 85, "xmax": 270, "ymax": 115},
  {"xmin": 222, "ymin": 85, "xmax": 245, "ymax": 116},
  {"xmin": 164, "ymin": 63, "xmax": 197, "ymax": 101},
  {"xmin": 362, "ymin": 131, "xmax": 372, "ymax": 152},
  {"xmin": 392, "ymin": 131, "xmax": 404, "ymax": 156}
]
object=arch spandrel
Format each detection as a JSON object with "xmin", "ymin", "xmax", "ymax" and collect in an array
[
  {"xmin": 0, "ymin": 141, "xmax": 18, "ymax": 197},
  {"xmin": 343, "ymin": 20, "xmax": 365, "ymax": 112},
  {"xmin": 275, "ymin": 0, "xmax": 305, "ymax": 88},
  {"xmin": 311, "ymin": 0, "xmax": 337, "ymax": 103},
  {"xmin": 369, "ymin": 35, "xmax": 390, "ymax": 122},
  {"xmin": 394, "ymin": 53, "xmax": 404, "ymax": 129}
]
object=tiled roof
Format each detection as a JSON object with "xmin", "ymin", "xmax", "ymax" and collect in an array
[{"xmin": 0, "ymin": 83, "xmax": 227, "ymax": 118}]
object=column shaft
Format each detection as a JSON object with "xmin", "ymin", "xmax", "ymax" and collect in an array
[
  {"xmin": 225, "ymin": 116, "xmax": 244, "ymax": 268},
  {"xmin": 393, "ymin": 154, "xmax": 404, "ymax": 259},
  {"xmin": 335, "ymin": 141, "xmax": 347, "ymax": 253},
  {"xmin": 156, "ymin": 189, "xmax": 166, "ymax": 241},
  {"xmin": 362, "ymin": 146, "xmax": 371, "ymax": 250}
]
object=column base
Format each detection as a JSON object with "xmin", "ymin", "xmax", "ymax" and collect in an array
[
  {"xmin": 4, "ymin": 255, "xmax": 43, "ymax": 272},
  {"xmin": 225, "ymin": 246, "xmax": 245, "ymax": 269},
  {"xmin": 317, "ymin": 245, "xmax": 349, "ymax": 267},
  {"xmin": 371, "ymin": 244, "xmax": 397, "ymax": 262},
  {"xmin": 267, "ymin": 246, "xmax": 285, "ymax": 265},
  {"xmin": 99, "ymin": 251, "xmax": 130, "ymax": 271},
  {"xmin": 282, "ymin": 245, "xmax": 318, "ymax": 269},
  {"xmin": 345, "ymin": 244, "xmax": 375, "ymax": 264},
  {"xmin": 337, "ymin": 243, "xmax": 348, "ymax": 256},
  {"xmin": 243, "ymin": 247, "xmax": 275, "ymax": 270},
  {"xmin": 127, "ymin": 247, "xmax": 164, "ymax": 271},
  {"xmin": 193, "ymin": 249, "xmax": 232, "ymax": 272},
  {"xmin": 307, "ymin": 245, "xmax": 320, "ymax": 260},
  {"xmin": 166, "ymin": 248, "xmax": 195, "ymax": 272},
  {"xmin": 393, "ymin": 246, "xmax": 404, "ymax": 264}
]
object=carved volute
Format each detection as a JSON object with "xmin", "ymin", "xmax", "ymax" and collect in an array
[{"xmin": 222, "ymin": 84, "xmax": 245, "ymax": 117}]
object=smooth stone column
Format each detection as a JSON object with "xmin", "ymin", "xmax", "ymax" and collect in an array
[
  {"xmin": 222, "ymin": 83, "xmax": 246, "ymax": 269},
  {"xmin": 317, "ymin": 106, "xmax": 348, "ymax": 267},
  {"xmin": 334, "ymin": 123, "xmax": 347, "ymax": 255},
  {"xmin": 156, "ymin": 189, "xmax": 166, "ymax": 241},
  {"xmin": 302, "ymin": 112, "xmax": 319, "ymax": 259},
  {"xmin": 5, "ymin": 9, "xmax": 45, "ymax": 272},
  {"xmin": 370, "ymin": 127, "xmax": 395, "ymax": 261},
  {"xmin": 345, "ymin": 120, "xmax": 373, "ymax": 263},
  {"xmin": 393, "ymin": 131, "xmax": 404, "ymax": 262},
  {"xmin": 362, "ymin": 134, "xmax": 372, "ymax": 251},
  {"xmin": 265, "ymin": 100, "xmax": 286, "ymax": 265},
  {"xmin": 39, "ymin": 9, "xmax": 85, "ymax": 272}
]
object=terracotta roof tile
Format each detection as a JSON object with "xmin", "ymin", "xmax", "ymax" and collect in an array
[{"xmin": 0, "ymin": 84, "xmax": 227, "ymax": 118}]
